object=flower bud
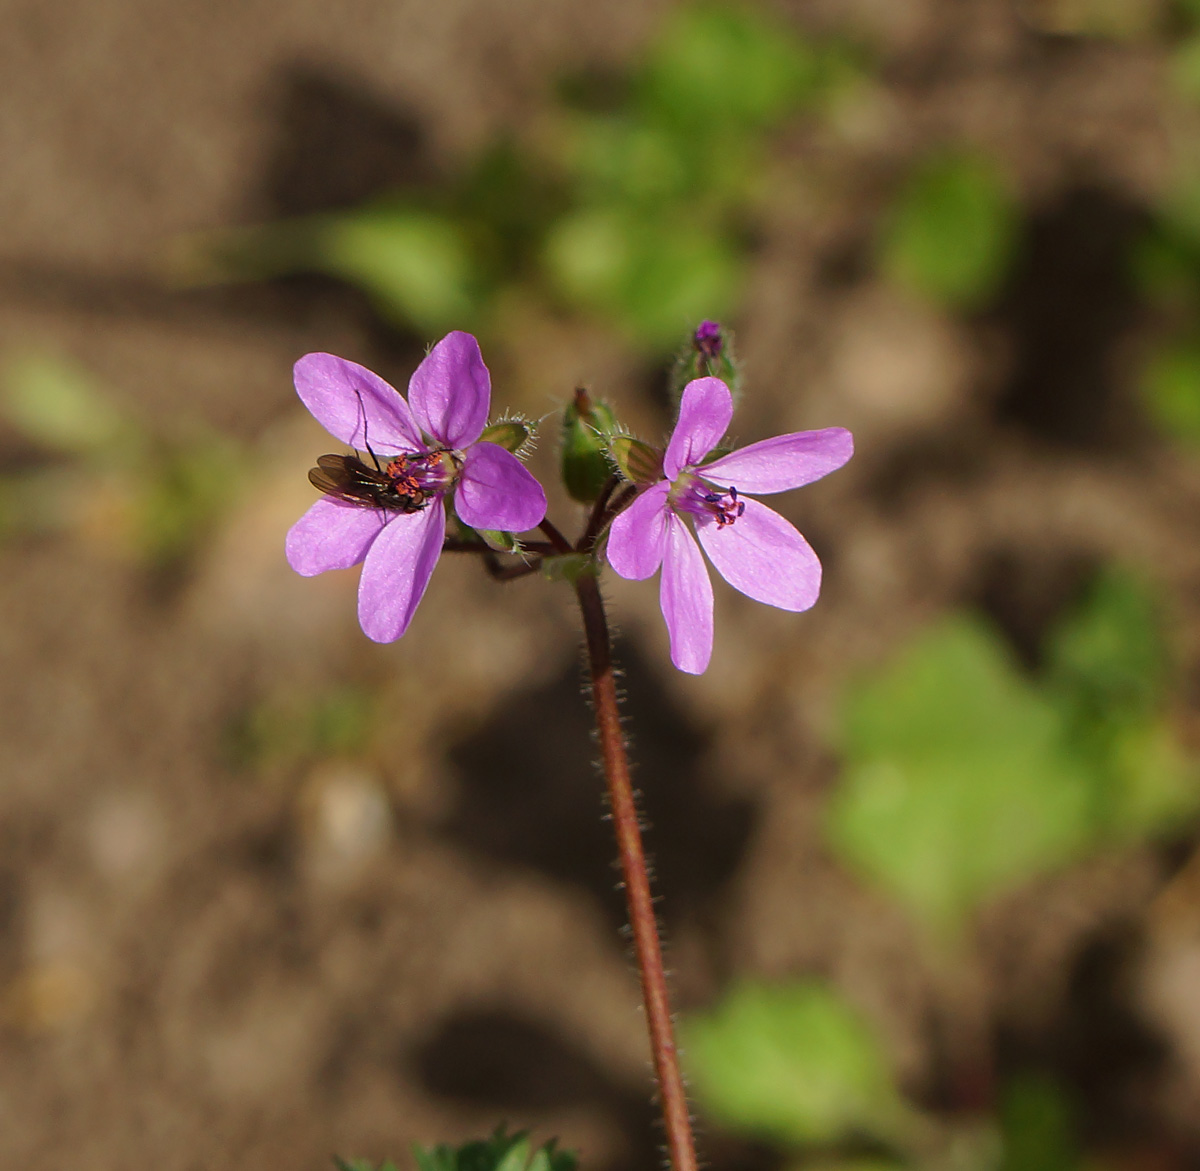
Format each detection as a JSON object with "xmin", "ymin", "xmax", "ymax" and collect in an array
[
  {"xmin": 669, "ymin": 320, "xmax": 742, "ymax": 405},
  {"xmin": 561, "ymin": 388, "xmax": 619, "ymax": 504},
  {"xmin": 608, "ymin": 435, "xmax": 664, "ymax": 484}
]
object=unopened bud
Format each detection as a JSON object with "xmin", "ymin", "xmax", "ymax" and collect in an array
[
  {"xmin": 669, "ymin": 320, "xmax": 742, "ymax": 405},
  {"xmin": 561, "ymin": 388, "xmax": 620, "ymax": 504}
]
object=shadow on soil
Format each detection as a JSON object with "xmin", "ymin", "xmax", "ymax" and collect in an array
[{"xmin": 441, "ymin": 640, "xmax": 757, "ymax": 940}]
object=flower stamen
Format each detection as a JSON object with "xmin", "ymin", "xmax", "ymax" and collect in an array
[{"xmin": 671, "ymin": 473, "xmax": 746, "ymax": 528}]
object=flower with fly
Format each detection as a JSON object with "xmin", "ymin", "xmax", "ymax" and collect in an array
[{"xmin": 286, "ymin": 331, "xmax": 546, "ymax": 642}]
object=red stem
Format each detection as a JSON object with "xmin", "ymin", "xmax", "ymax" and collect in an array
[{"xmin": 573, "ymin": 570, "xmax": 698, "ymax": 1171}]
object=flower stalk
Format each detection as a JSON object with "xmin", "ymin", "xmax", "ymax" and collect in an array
[{"xmin": 574, "ymin": 568, "xmax": 698, "ymax": 1171}]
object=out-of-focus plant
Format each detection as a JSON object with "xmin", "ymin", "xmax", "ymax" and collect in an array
[
  {"xmin": 227, "ymin": 682, "xmax": 377, "ymax": 779},
  {"xmin": 176, "ymin": 5, "xmax": 861, "ymax": 351},
  {"xmin": 1133, "ymin": 173, "xmax": 1200, "ymax": 443},
  {"xmin": 336, "ymin": 1128, "xmax": 576, "ymax": 1171},
  {"xmin": 0, "ymin": 351, "xmax": 243, "ymax": 565},
  {"xmin": 828, "ymin": 614, "xmax": 1095, "ymax": 941},
  {"xmin": 1133, "ymin": 2, "xmax": 1200, "ymax": 442},
  {"xmin": 684, "ymin": 571, "xmax": 1182, "ymax": 1171},
  {"xmin": 878, "ymin": 150, "xmax": 1019, "ymax": 311},
  {"xmin": 685, "ymin": 979, "xmax": 1082, "ymax": 1171},
  {"xmin": 1018, "ymin": 0, "xmax": 1161, "ymax": 40},
  {"xmin": 828, "ymin": 567, "xmax": 1194, "ymax": 943},
  {"xmin": 997, "ymin": 1074, "xmax": 1078, "ymax": 1171},
  {"xmin": 682, "ymin": 982, "xmax": 916, "ymax": 1150}
]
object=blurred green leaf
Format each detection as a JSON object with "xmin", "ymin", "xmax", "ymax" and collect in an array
[
  {"xmin": 1046, "ymin": 569, "xmax": 1197, "ymax": 842},
  {"xmin": 1154, "ymin": 174, "xmax": 1200, "ymax": 253},
  {"xmin": 1141, "ymin": 337, "xmax": 1200, "ymax": 444},
  {"xmin": 0, "ymin": 466, "xmax": 87, "ymax": 541},
  {"xmin": 1, "ymin": 352, "xmax": 130, "ymax": 455},
  {"xmin": 1131, "ymin": 228, "xmax": 1200, "ymax": 307},
  {"xmin": 543, "ymin": 207, "xmax": 633, "ymax": 309},
  {"xmin": 1101, "ymin": 717, "xmax": 1198, "ymax": 842},
  {"xmin": 1045, "ymin": 567, "xmax": 1165, "ymax": 723},
  {"xmin": 999, "ymin": 1074, "xmax": 1077, "ymax": 1171},
  {"xmin": 827, "ymin": 617, "xmax": 1094, "ymax": 938},
  {"xmin": 453, "ymin": 139, "xmax": 565, "ymax": 271},
  {"xmin": 829, "ymin": 574, "xmax": 1198, "ymax": 939},
  {"xmin": 566, "ymin": 115, "xmax": 693, "ymax": 205},
  {"xmin": 335, "ymin": 1159, "xmax": 399, "ymax": 1171},
  {"xmin": 229, "ymin": 684, "xmax": 376, "ymax": 774},
  {"xmin": 639, "ymin": 6, "xmax": 831, "ymax": 131},
  {"xmin": 683, "ymin": 981, "xmax": 912, "ymax": 1146},
  {"xmin": 317, "ymin": 208, "xmax": 479, "ymax": 332},
  {"xmin": 1171, "ymin": 34, "xmax": 1200, "ymax": 103},
  {"xmin": 879, "ymin": 151, "xmax": 1018, "ymax": 310},
  {"xmin": 544, "ymin": 207, "xmax": 740, "ymax": 349},
  {"xmin": 134, "ymin": 433, "xmax": 242, "ymax": 564},
  {"xmin": 619, "ymin": 216, "xmax": 741, "ymax": 347}
]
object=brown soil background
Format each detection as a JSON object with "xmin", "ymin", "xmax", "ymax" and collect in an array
[{"xmin": 4, "ymin": 1, "xmax": 1200, "ymax": 1168}]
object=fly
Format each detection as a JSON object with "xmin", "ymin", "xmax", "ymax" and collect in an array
[{"xmin": 308, "ymin": 452, "xmax": 433, "ymax": 514}]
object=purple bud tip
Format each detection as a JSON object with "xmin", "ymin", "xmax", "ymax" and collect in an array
[{"xmin": 694, "ymin": 320, "xmax": 723, "ymax": 359}]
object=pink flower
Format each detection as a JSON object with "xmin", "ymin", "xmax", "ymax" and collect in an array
[
  {"xmin": 606, "ymin": 377, "xmax": 852, "ymax": 674},
  {"xmin": 286, "ymin": 331, "xmax": 546, "ymax": 642}
]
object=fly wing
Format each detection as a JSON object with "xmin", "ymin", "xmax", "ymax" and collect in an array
[
  {"xmin": 308, "ymin": 464, "xmax": 353, "ymax": 497},
  {"xmin": 309, "ymin": 454, "xmax": 365, "ymax": 499}
]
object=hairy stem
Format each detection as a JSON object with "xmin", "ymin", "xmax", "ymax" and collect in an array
[{"xmin": 574, "ymin": 570, "xmax": 698, "ymax": 1171}]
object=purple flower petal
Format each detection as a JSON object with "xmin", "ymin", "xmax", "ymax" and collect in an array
[
  {"xmin": 408, "ymin": 331, "xmax": 491, "ymax": 449},
  {"xmin": 702, "ymin": 428, "xmax": 854, "ymax": 494},
  {"xmin": 356, "ymin": 499, "xmax": 446, "ymax": 642},
  {"xmin": 294, "ymin": 353, "xmax": 423, "ymax": 455},
  {"xmin": 606, "ymin": 482, "xmax": 671, "ymax": 580},
  {"xmin": 661, "ymin": 514, "xmax": 714, "ymax": 674},
  {"xmin": 695, "ymin": 497, "xmax": 821, "ymax": 611},
  {"xmin": 285, "ymin": 496, "xmax": 388, "ymax": 576},
  {"xmin": 664, "ymin": 377, "xmax": 734, "ymax": 479},
  {"xmin": 454, "ymin": 442, "xmax": 547, "ymax": 532}
]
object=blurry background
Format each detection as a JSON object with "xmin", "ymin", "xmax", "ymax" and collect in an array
[{"xmin": 4, "ymin": 0, "xmax": 1200, "ymax": 1168}]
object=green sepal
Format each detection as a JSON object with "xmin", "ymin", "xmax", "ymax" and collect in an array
[
  {"xmin": 476, "ymin": 528, "xmax": 521, "ymax": 553},
  {"xmin": 561, "ymin": 388, "xmax": 620, "ymax": 503},
  {"xmin": 541, "ymin": 552, "xmax": 595, "ymax": 584},
  {"xmin": 449, "ymin": 515, "xmax": 521, "ymax": 553},
  {"xmin": 481, "ymin": 419, "xmax": 535, "ymax": 454},
  {"xmin": 608, "ymin": 434, "xmax": 663, "ymax": 484}
]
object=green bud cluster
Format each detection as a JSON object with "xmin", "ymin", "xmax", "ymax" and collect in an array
[{"xmin": 558, "ymin": 324, "xmax": 739, "ymax": 507}]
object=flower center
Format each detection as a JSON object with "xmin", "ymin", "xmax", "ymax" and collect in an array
[
  {"xmin": 384, "ymin": 449, "xmax": 456, "ymax": 499},
  {"xmin": 670, "ymin": 473, "xmax": 745, "ymax": 528}
]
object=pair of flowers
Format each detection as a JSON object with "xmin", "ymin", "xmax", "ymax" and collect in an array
[{"xmin": 287, "ymin": 332, "xmax": 853, "ymax": 674}]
